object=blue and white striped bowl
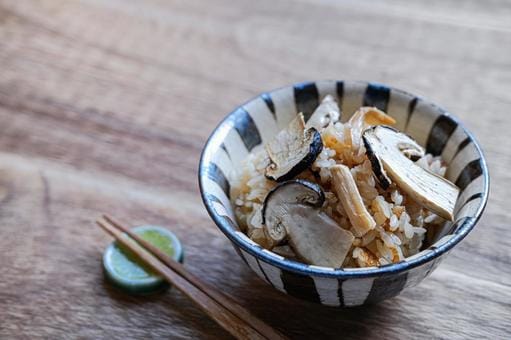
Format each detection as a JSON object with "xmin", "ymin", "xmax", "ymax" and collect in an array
[{"xmin": 199, "ymin": 80, "xmax": 489, "ymax": 307}]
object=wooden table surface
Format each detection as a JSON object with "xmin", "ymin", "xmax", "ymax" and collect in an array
[{"xmin": 0, "ymin": 0, "xmax": 509, "ymax": 339}]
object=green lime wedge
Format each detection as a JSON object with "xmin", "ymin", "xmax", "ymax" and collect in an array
[{"xmin": 103, "ymin": 225, "xmax": 184, "ymax": 295}]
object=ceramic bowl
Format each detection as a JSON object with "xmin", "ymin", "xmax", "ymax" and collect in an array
[{"xmin": 198, "ymin": 80, "xmax": 489, "ymax": 306}]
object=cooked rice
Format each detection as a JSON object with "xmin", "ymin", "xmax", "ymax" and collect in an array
[{"xmin": 230, "ymin": 102, "xmax": 447, "ymax": 268}]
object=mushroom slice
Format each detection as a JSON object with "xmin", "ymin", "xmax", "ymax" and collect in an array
[
  {"xmin": 262, "ymin": 179, "xmax": 324, "ymax": 244},
  {"xmin": 284, "ymin": 205, "xmax": 354, "ymax": 267},
  {"xmin": 272, "ymin": 245, "xmax": 297, "ymax": 259},
  {"xmin": 363, "ymin": 126, "xmax": 425, "ymax": 190},
  {"xmin": 265, "ymin": 113, "xmax": 323, "ymax": 182},
  {"xmin": 248, "ymin": 228, "xmax": 275, "ymax": 250},
  {"xmin": 363, "ymin": 126, "xmax": 459, "ymax": 221},
  {"xmin": 262, "ymin": 179, "xmax": 354, "ymax": 267},
  {"xmin": 331, "ymin": 164, "xmax": 376, "ymax": 237},
  {"xmin": 306, "ymin": 95, "xmax": 341, "ymax": 130},
  {"xmin": 347, "ymin": 107, "xmax": 397, "ymax": 152}
]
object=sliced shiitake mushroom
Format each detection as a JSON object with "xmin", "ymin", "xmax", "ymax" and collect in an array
[
  {"xmin": 262, "ymin": 179, "xmax": 354, "ymax": 267},
  {"xmin": 363, "ymin": 125, "xmax": 459, "ymax": 221},
  {"xmin": 265, "ymin": 113, "xmax": 323, "ymax": 182},
  {"xmin": 262, "ymin": 179, "xmax": 324, "ymax": 243}
]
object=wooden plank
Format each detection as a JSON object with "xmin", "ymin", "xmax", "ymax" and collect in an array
[{"xmin": 0, "ymin": 0, "xmax": 509, "ymax": 338}]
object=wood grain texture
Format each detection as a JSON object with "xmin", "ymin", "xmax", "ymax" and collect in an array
[{"xmin": 0, "ymin": 0, "xmax": 509, "ymax": 339}]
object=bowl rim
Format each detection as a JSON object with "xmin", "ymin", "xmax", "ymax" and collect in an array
[{"xmin": 198, "ymin": 80, "xmax": 490, "ymax": 278}]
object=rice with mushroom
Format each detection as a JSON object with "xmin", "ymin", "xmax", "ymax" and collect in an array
[{"xmin": 231, "ymin": 96, "xmax": 449, "ymax": 268}]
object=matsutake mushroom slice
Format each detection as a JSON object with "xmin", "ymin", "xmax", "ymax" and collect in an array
[
  {"xmin": 306, "ymin": 95, "xmax": 341, "ymax": 131},
  {"xmin": 331, "ymin": 164, "xmax": 376, "ymax": 237},
  {"xmin": 363, "ymin": 126, "xmax": 425, "ymax": 190},
  {"xmin": 347, "ymin": 107, "xmax": 397, "ymax": 152},
  {"xmin": 272, "ymin": 245, "xmax": 297, "ymax": 259},
  {"xmin": 284, "ymin": 205, "xmax": 354, "ymax": 267},
  {"xmin": 262, "ymin": 179, "xmax": 324, "ymax": 244},
  {"xmin": 363, "ymin": 125, "xmax": 459, "ymax": 221},
  {"xmin": 262, "ymin": 179, "xmax": 354, "ymax": 267},
  {"xmin": 265, "ymin": 113, "xmax": 323, "ymax": 182}
]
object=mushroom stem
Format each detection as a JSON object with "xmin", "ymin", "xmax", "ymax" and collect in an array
[
  {"xmin": 383, "ymin": 154, "xmax": 458, "ymax": 220},
  {"xmin": 284, "ymin": 206, "xmax": 354, "ymax": 267},
  {"xmin": 331, "ymin": 164, "xmax": 376, "ymax": 237}
]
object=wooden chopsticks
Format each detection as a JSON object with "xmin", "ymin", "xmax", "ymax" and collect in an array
[{"xmin": 96, "ymin": 215, "xmax": 286, "ymax": 340}]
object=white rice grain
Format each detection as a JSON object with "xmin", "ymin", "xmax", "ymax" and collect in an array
[
  {"xmin": 391, "ymin": 190, "xmax": 403, "ymax": 205},
  {"xmin": 389, "ymin": 214, "xmax": 399, "ymax": 231}
]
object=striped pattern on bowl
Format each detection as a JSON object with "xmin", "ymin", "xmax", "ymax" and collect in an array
[{"xmin": 199, "ymin": 80, "xmax": 489, "ymax": 306}]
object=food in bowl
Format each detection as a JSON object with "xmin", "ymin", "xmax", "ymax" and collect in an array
[{"xmin": 231, "ymin": 95, "xmax": 460, "ymax": 268}]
